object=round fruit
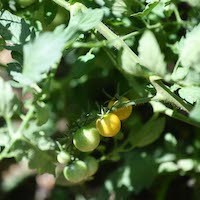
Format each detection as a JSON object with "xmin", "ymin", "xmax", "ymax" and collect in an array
[
  {"xmin": 108, "ymin": 97, "xmax": 132, "ymax": 120},
  {"xmin": 84, "ymin": 156, "xmax": 99, "ymax": 177},
  {"xmin": 96, "ymin": 113, "xmax": 121, "ymax": 137},
  {"xmin": 57, "ymin": 152, "xmax": 70, "ymax": 164},
  {"xmin": 73, "ymin": 127, "xmax": 100, "ymax": 152},
  {"xmin": 63, "ymin": 160, "xmax": 87, "ymax": 183},
  {"xmin": 16, "ymin": 0, "xmax": 36, "ymax": 8}
]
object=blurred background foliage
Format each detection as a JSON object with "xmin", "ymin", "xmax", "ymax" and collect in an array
[{"xmin": 0, "ymin": 0, "xmax": 200, "ymax": 199}]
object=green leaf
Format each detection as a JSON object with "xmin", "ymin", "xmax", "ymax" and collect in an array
[
  {"xmin": 104, "ymin": 151, "xmax": 158, "ymax": 194},
  {"xmin": 138, "ymin": 30, "xmax": 166, "ymax": 76},
  {"xmin": 190, "ymin": 101, "xmax": 200, "ymax": 122},
  {"xmin": 11, "ymin": 29, "xmax": 66, "ymax": 85},
  {"xmin": 23, "ymin": 121, "xmax": 55, "ymax": 151},
  {"xmin": 180, "ymin": 23, "xmax": 200, "ymax": 73},
  {"xmin": 28, "ymin": 149, "xmax": 56, "ymax": 174},
  {"xmin": 184, "ymin": 69, "xmax": 200, "ymax": 86},
  {"xmin": 112, "ymin": 0, "xmax": 127, "ymax": 17},
  {"xmin": 69, "ymin": 8, "xmax": 104, "ymax": 32},
  {"xmin": 129, "ymin": 117, "xmax": 165, "ymax": 147},
  {"xmin": 0, "ymin": 10, "xmax": 31, "ymax": 44},
  {"xmin": 132, "ymin": 1, "xmax": 159, "ymax": 17},
  {"xmin": 171, "ymin": 67, "xmax": 188, "ymax": 81},
  {"xmin": 0, "ymin": 77, "xmax": 14, "ymax": 117},
  {"xmin": 119, "ymin": 47, "xmax": 148, "ymax": 77},
  {"xmin": 178, "ymin": 86, "xmax": 200, "ymax": 104},
  {"xmin": 11, "ymin": 139, "xmax": 56, "ymax": 174}
]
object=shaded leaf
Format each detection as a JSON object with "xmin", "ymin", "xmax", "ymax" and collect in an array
[
  {"xmin": 0, "ymin": 10, "xmax": 31, "ymax": 44},
  {"xmin": 11, "ymin": 29, "xmax": 66, "ymax": 85},
  {"xmin": 138, "ymin": 30, "xmax": 166, "ymax": 76},
  {"xmin": 180, "ymin": 23, "xmax": 200, "ymax": 73},
  {"xmin": 132, "ymin": 1, "xmax": 159, "ymax": 17},
  {"xmin": 178, "ymin": 86, "xmax": 200, "ymax": 104},
  {"xmin": 129, "ymin": 117, "xmax": 165, "ymax": 147}
]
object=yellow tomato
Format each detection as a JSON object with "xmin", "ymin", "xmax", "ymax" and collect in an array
[
  {"xmin": 108, "ymin": 97, "xmax": 132, "ymax": 120},
  {"xmin": 96, "ymin": 113, "xmax": 121, "ymax": 137}
]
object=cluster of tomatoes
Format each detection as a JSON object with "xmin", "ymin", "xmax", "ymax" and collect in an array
[{"xmin": 57, "ymin": 97, "xmax": 132, "ymax": 183}]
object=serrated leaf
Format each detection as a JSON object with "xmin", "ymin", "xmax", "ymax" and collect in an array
[
  {"xmin": 178, "ymin": 86, "xmax": 200, "ymax": 104},
  {"xmin": 132, "ymin": 1, "xmax": 159, "ymax": 17},
  {"xmin": 138, "ymin": 30, "xmax": 166, "ymax": 76},
  {"xmin": 69, "ymin": 8, "xmax": 104, "ymax": 32},
  {"xmin": 0, "ymin": 77, "xmax": 14, "ymax": 117},
  {"xmin": 180, "ymin": 23, "xmax": 200, "ymax": 73},
  {"xmin": 0, "ymin": 10, "xmax": 31, "ymax": 44},
  {"xmin": 11, "ymin": 30, "xmax": 66, "ymax": 85},
  {"xmin": 112, "ymin": 0, "xmax": 127, "ymax": 17},
  {"xmin": 129, "ymin": 117, "xmax": 165, "ymax": 147}
]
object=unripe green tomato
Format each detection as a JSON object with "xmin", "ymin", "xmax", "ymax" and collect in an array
[
  {"xmin": 84, "ymin": 156, "xmax": 99, "ymax": 177},
  {"xmin": 73, "ymin": 127, "xmax": 100, "ymax": 152},
  {"xmin": 16, "ymin": 0, "xmax": 36, "ymax": 8},
  {"xmin": 63, "ymin": 160, "xmax": 88, "ymax": 183},
  {"xmin": 57, "ymin": 152, "xmax": 70, "ymax": 164}
]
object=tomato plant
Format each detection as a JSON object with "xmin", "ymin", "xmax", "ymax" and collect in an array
[{"xmin": 0, "ymin": 0, "xmax": 200, "ymax": 199}]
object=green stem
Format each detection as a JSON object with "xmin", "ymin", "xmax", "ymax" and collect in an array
[
  {"xmin": 16, "ymin": 106, "xmax": 35, "ymax": 137},
  {"xmin": 150, "ymin": 76, "xmax": 192, "ymax": 113},
  {"xmin": 96, "ymin": 22, "xmax": 140, "ymax": 64},
  {"xmin": 173, "ymin": 4, "xmax": 183, "ymax": 23},
  {"xmin": 0, "ymin": 106, "xmax": 35, "ymax": 160},
  {"xmin": 164, "ymin": 108, "xmax": 200, "ymax": 128},
  {"xmin": 5, "ymin": 116, "xmax": 14, "ymax": 136}
]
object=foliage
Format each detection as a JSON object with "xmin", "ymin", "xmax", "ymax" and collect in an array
[{"xmin": 0, "ymin": 0, "xmax": 200, "ymax": 199}]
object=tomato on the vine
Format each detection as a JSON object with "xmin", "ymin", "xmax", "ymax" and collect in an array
[
  {"xmin": 96, "ymin": 113, "xmax": 121, "ymax": 137},
  {"xmin": 63, "ymin": 160, "xmax": 87, "ymax": 183},
  {"xmin": 57, "ymin": 151, "xmax": 70, "ymax": 164},
  {"xmin": 16, "ymin": 0, "xmax": 36, "ymax": 8},
  {"xmin": 84, "ymin": 156, "xmax": 99, "ymax": 177},
  {"xmin": 73, "ymin": 127, "xmax": 100, "ymax": 152},
  {"xmin": 108, "ymin": 97, "xmax": 132, "ymax": 120}
]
